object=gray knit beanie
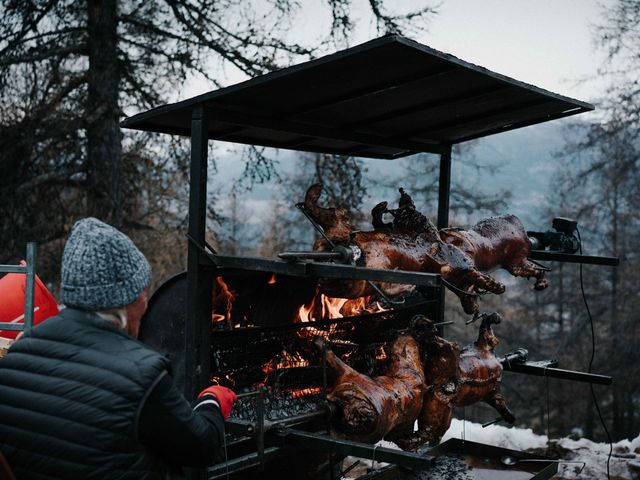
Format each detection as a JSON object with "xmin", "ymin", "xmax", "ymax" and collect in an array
[{"xmin": 60, "ymin": 217, "xmax": 152, "ymax": 310}]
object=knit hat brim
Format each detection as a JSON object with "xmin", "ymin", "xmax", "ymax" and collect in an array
[{"xmin": 60, "ymin": 218, "xmax": 152, "ymax": 311}]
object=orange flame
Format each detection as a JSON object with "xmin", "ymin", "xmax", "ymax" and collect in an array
[
  {"xmin": 375, "ymin": 345, "xmax": 387, "ymax": 361},
  {"xmin": 290, "ymin": 387, "xmax": 322, "ymax": 398},
  {"xmin": 267, "ymin": 274, "xmax": 277, "ymax": 285},
  {"xmin": 213, "ymin": 277, "xmax": 237, "ymax": 324},
  {"xmin": 261, "ymin": 350, "xmax": 311, "ymax": 383},
  {"xmin": 296, "ymin": 292, "xmax": 387, "ymax": 323}
]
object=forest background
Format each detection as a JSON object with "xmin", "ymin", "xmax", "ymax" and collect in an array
[{"xmin": 1, "ymin": 0, "xmax": 638, "ymax": 444}]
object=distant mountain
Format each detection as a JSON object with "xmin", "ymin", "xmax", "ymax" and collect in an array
[
  {"xmin": 212, "ymin": 119, "xmax": 576, "ymax": 248},
  {"xmin": 458, "ymin": 120, "xmax": 571, "ymax": 228}
]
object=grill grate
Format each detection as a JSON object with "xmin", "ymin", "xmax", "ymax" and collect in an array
[{"xmin": 211, "ymin": 300, "xmax": 435, "ymax": 421}]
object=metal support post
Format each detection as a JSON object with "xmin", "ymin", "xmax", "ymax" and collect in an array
[
  {"xmin": 185, "ymin": 105, "xmax": 213, "ymax": 399},
  {"xmin": 24, "ymin": 242, "xmax": 37, "ymax": 329},
  {"xmin": 436, "ymin": 146, "xmax": 452, "ymax": 329},
  {"xmin": 0, "ymin": 242, "xmax": 37, "ymax": 333}
]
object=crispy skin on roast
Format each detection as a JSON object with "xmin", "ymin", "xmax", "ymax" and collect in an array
[
  {"xmin": 440, "ymin": 215, "xmax": 548, "ymax": 290},
  {"xmin": 305, "ymin": 184, "xmax": 505, "ymax": 316},
  {"xmin": 303, "ymin": 184, "xmax": 547, "ymax": 317},
  {"xmin": 397, "ymin": 314, "xmax": 515, "ymax": 450},
  {"xmin": 318, "ymin": 335, "xmax": 425, "ymax": 448}
]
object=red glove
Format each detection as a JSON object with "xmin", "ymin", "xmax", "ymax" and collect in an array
[{"xmin": 198, "ymin": 385, "xmax": 237, "ymax": 420}]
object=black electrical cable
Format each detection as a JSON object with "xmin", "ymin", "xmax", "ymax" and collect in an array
[{"xmin": 577, "ymin": 228, "xmax": 612, "ymax": 479}]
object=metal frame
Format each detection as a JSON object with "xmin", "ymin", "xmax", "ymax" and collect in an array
[
  {"xmin": 200, "ymin": 253, "xmax": 440, "ymax": 287},
  {"xmin": 0, "ymin": 242, "xmax": 37, "ymax": 332},
  {"xmin": 529, "ymin": 250, "xmax": 619, "ymax": 266},
  {"xmin": 124, "ymin": 36, "xmax": 614, "ymax": 480},
  {"xmin": 185, "ymin": 130, "xmax": 451, "ymax": 400},
  {"xmin": 120, "ymin": 36, "xmax": 593, "ymax": 160}
]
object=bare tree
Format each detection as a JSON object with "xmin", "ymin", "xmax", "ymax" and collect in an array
[
  {"xmin": 488, "ymin": 0, "xmax": 640, "ymax": 442},
  {"xmin": 0, "ymin": 0, "xmax": 438, "ymax": 284}
]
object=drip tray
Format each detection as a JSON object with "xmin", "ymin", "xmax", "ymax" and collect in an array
[{"xmin": 423, "ymin": 438, "xmax": 558, "ymax": 480}]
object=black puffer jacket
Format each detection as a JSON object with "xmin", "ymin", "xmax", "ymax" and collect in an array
[{"xmin": 0, "ymin": 308, "xmax": 214, "ymax": 480}]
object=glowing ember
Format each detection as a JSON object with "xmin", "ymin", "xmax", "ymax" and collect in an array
[
  {"xmin": 267, "ymin": 274, "xmax": 277, "ymax": 284},
  {"xmin": 375, "ymin": 345, "xmax": 387, "ymax": 361},
  {"xmin": 261, "ymin": 350, "xmax": 311, "ymax": 382},
  {"xmin": 275, "ymin": 351, "xmax": 309, "ymax": 370},
  {"xmin": 290, "ymin": 387, "xmax": 322, "ymax": 398}
]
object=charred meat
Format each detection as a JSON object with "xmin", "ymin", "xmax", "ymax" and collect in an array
[
  {"xmin": 440, "ymin": 216, "xmax": 547, "ymax": 290},
  {"xmin": 398, "ymin": 314, "xmax": 515, "ymax": 450},
  {"xmin": 305, "ymin": 184, "xmax": 505, "ymax": 316},
  {"xmin": 319, "ymin": 335, "xmax": 425, "ymax": 448}
]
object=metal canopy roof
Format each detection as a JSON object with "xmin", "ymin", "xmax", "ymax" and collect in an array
[{"xmin": 120, "ymin": 35, "xmax": 593, "ymax": 159}]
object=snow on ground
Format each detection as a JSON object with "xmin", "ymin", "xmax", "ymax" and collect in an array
[
  {"xmin": 346, "ymin": 420, "xmax": 639, "ymax": 478},
  {"xmin": 442, "ymin": 419, "xmax": 640, "ymax": 479},
  {"xmin": 442, "ymin": 418, "xmax": 549, "ymax": 451}
]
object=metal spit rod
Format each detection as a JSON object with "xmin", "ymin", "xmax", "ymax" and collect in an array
[{"xmin": 500, "ymin": 349, "xmax": 613, "ymax": 385}]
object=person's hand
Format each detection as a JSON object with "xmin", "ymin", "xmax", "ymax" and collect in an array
[{"xmin": 198, "ymin": 385, "xmax": 237, "ymax": 419}]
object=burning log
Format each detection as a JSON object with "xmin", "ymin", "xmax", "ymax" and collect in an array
[
  {"xmin": 397, "ymin": 314, "xmax": 515, "ymax": 450},
  {"xmin": 317, "ymin": 335, "xmax": 425, "ymax": 449}
]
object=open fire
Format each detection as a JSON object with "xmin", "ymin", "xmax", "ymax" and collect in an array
[
  {"xmin": 212, "ymin": 274, "xmax": 388, "ymax": 327},
  {"xmin": 208, "ymin": 270, "xmax": 431, "ymax": 416},
  {"xmin": 296, "ymin": 291, "xmax": 387, "ymax": 323}
]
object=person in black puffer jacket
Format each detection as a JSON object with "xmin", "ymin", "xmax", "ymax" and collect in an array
[{"xmin": 0, "ymin": 217, "xmax": 236, "ymax": 480}]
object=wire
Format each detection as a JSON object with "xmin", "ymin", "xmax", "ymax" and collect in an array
[
  {"xmin": 546, "ymin": 375, "xmax": 550, "ymax": 450},
  {"xmin": 577, "ymin": 228, "xmax": 612, "ymax": 479},
  {"xmin": 440, "ymin": 277, "xmax": 477, "ymax": 297}
]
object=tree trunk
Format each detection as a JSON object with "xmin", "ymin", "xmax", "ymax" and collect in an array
[{"xmin": 86, "ymin": 0, "xmax": 122, "ymax": 225}]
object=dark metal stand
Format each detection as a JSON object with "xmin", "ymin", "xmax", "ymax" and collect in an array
[
  {"xmin": 0, "ymin": 242, "xmax": 37, "ymax": 332},
  {"xmin": 186, "ymin": 106, "xmax": 212, "ymax": 480},
  {"xmin": 436, "ymin": 146, "xmax": 452, "ymax": 328},
  {"xmin": 503, "ymin": 360, "xmax": 613, "ymax": 385},
  {"xmin": 529, "ymin": 250, "xmax": 619, "ymax": 266},
  {"xmin": 124, "ymin": 37, "xmax": 612, "ymax": 480}
]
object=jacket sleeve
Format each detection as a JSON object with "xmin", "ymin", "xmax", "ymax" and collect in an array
[{"xmin": 136, "ymin": 371, "xmax": 226, "ymax": 467}]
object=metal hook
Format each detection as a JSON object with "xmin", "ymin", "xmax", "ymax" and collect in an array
[
  {"xmin": 366, "ymin": 280, "xmax": 405, "ymax": 307},
  {"xmin": 466, "ymin": 312, "xmax": 488, "ymax": 325},
  {"xmin": 441, "ymin": 278, "xmax": 478, "ymax": 298},
  {"xmin": 295, "ymin": 203, "xmax": 336, "ymax": 249}
]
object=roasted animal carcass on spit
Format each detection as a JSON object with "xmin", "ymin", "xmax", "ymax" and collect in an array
[
  {"xmin": 395, "ymin": 313, "xmax": 515, "ymax": 450},
  {"xmin": 303, "ymin": 184, "xmax": 547, "ymax": 317},
  {"xmin": 317, "ymin": 335, "xmax": 425, "ymax": 448},
  {"xmin": 389, "ymin": 187, "xmax": 547, "ymax": 291},
  {"xmin": 440, "ymin": 216, "xmax": 547, "ymax": 291}
]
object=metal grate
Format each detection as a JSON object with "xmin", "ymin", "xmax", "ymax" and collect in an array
[{"xmin": 212, "ymin": 300, "xmax": 434, "ymax": 421}]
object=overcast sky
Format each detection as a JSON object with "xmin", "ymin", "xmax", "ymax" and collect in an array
[
  {"xmin": 184, "ymin": 0, "xmax": 612, "ymax": 105},
  {"xmin": 420, "ymin": 0, "xmax": 610, "ymax": 102},
  {"xmin": 178, "ymin": 1, "xmax": 616, "ymax": 233}
]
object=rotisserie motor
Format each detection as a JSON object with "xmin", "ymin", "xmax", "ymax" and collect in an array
[
  {"xmin": 304, "ymin": 184, "xmax": 546, "ymax": 317},
  {"xmin": 318, "ymin": 335, "xmax": 425, "ymax": 448}
]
